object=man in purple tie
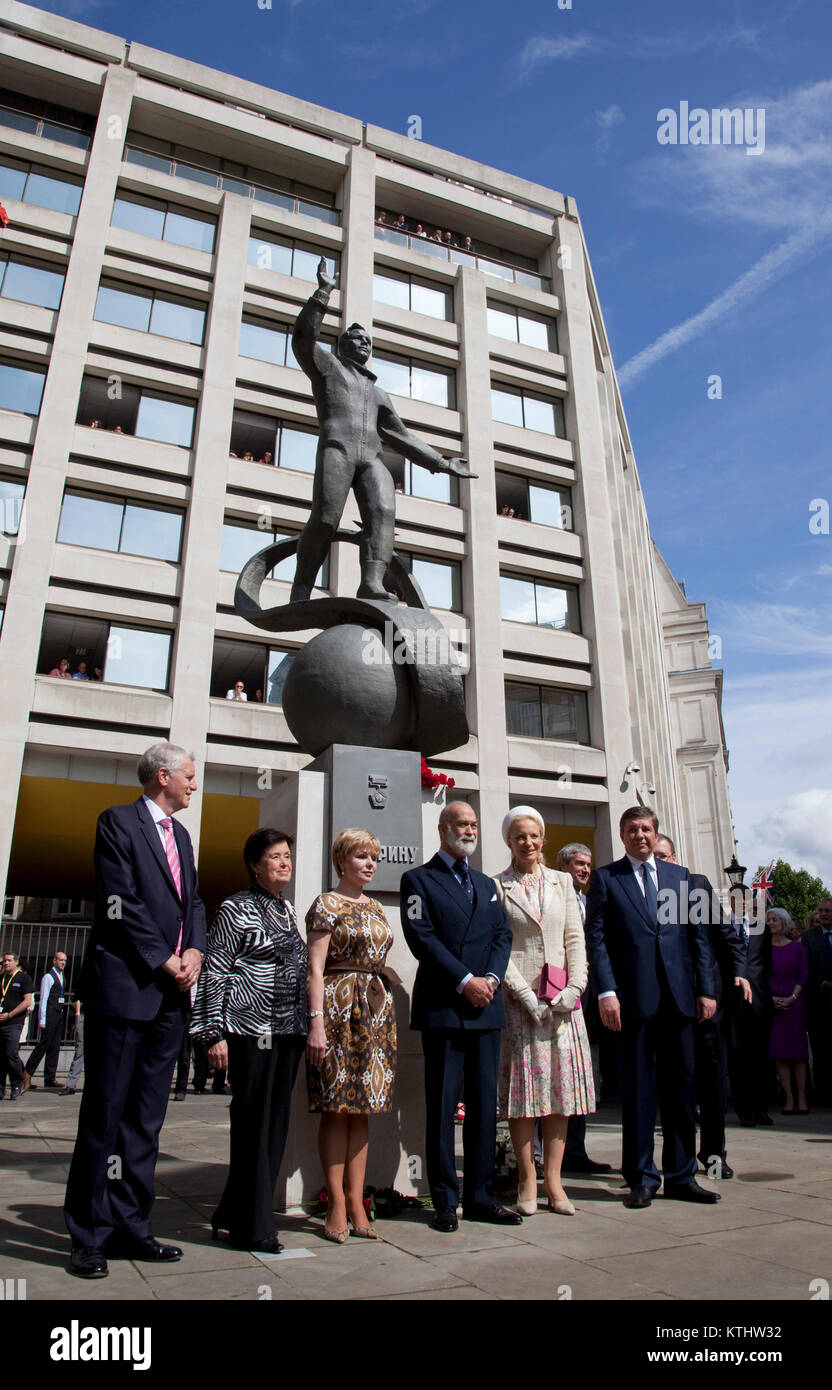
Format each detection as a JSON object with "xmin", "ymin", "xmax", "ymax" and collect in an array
[{"xmin": 63, "ymin": 743, "xmax": 206, "ymax": 1278}]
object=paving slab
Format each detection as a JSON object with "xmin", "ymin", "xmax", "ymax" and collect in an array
[
  {"xmin": 424, "ymin": 1244, "xmax": 664, "ymax": 1300},
  {"xmin": 694, "ymin": 1218, "xmax": 832, "ymax": 1279},
  {"xmin": 376, "ymin": 1215, "xmax": 527, "ymax": 1257},
  {"xmin": 588, "ymin": 1241, "xmax": 815, "ymax": 1300},
  {"xmin": 141, "ymin": 1266, "xmax": 305, "ymax": 1300}
]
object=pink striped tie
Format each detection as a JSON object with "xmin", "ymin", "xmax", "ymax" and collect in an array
[{"xmin": 160, "ymin": 817, "xmax": 183, "ymax": 956}]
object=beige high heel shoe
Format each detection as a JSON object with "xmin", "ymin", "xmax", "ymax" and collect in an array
[
  {"xmin": 547, "ymin": 1197, "xmax": 576, "ymax": 1215},
  {"xmin": 516, "ymin": 1196, "xmax": 539, "ymax": 1216},
  {"xmin": 350, "ymin": 1223, "xmax": 382, "ymax": 1240},
  {"xmin": 323, "ymin": 1224, "xmax": 349, "ymax": 1244}
]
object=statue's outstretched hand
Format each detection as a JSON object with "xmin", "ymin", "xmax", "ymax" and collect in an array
[
  {"xmin": 444, "ymin": 456, "xmax": 477, "ymax": 479},
  {"xmin": 316, "ymin": 257, "xmax": 337, "ymax": 292}
]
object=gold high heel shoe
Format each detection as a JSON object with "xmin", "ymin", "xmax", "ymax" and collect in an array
[
  {"xmin": 516, "ymin": 1197, "xmax": 539, "ymax": 1216},
  {"xmin": 349, "ymin": 1223, "xmax": 382, "ymax": 1240},
  {"xmin": 323, "ymin": 1224, "xmax": 349, "ymax": 1244}
]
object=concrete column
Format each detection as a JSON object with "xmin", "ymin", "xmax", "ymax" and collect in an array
[
  {"xmin": 456, "ymin": 266, "xmax": 510, "ymax": 873},
  {"xmin": 167, "ymin": 194, "xmax": 252, "ymax": 854},
  {"xmin": 339, "ymin": 144, "xmax": 376, "ymax": 333},
  {"xmin": 555, "ymin": 215, "xmax": 635, "ymax": 864},
  {"xmin": 0, "ymin": 65, "xmax": 137, "ymax": 899}
]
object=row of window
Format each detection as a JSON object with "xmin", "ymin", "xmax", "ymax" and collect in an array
[
  {"xmin": 124, "ymin": 140, "xmax": 338, "ymax": 223},
  {"xmin": 35, "ymin": 608, "xmax": 590, "ymax": 742}
]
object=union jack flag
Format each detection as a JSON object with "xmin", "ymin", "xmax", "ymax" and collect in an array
[{"xmin": 752, "ymin": 859, "xmax": 776, "ymax": 904}]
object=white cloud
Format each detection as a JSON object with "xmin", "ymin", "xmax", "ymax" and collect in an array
[
  {"xmin": 595, "ymin": 104, "xmax": 624, "ymax": 160},
  {"xmin": 711, "ymin": 599, "xmax": 832, "ymax": 658},
  {"xmin": 619, "ymin": 80, "xmax": 832, "ymax": 388},
  {"xmin": 751, "ymin": 790, "xmax": 832, "ymax": 887},
  {"xmin": 510, "ymin": 34, "xmax": 595, "ymax": 83}
]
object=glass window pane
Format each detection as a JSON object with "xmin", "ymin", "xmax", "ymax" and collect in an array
[
  {"xmin": 535, "ymin": 584, "xmax": 569, "ymax": 629},
  {"xmin": 239, "ymin": 319, "xmax": 287, "ymax": 365},
  {"xmin": 58, "ymin": 493, "xmax": 123, "ymax": 550},
  {"xmin": 163, "ymin": 209, "xmax": 215, "ymax": 253},
  {"xmin": 248, "ymin": 236, "xmax": 293, "ymax": 275},
  {"xmin": 523, "ymin": 395, "xmax": 556, "ymax": 435},
  {"xmin": 0, "ymin": 109, "xmax": 38, "ymax": 136},
  {"xmin": 515, "ymin": 270, "xmax": 545, "ymax": 291},
  {"xmin": 135, "ymin": 395, "xmax": 194, "ymax": 447},
  {"xmin": 409, "ymin": 462, "xmax": 450, "ymax": 503},
  {"xmin": 500, "ymin": 575, "xmax": 536, "ymax": 623},
  {"xmin": 411, "ymin": 557, "xmax": 456, "ymax": 610},
  {"xmin": 42, "ymin": 122, "xmax": 89, "ymax": 150},
  {"xmin": 542, "ymin": 689, "xmax": 589, "ymax": 743},
  {"xmin": 478, "ymin": 257, "xmax": 513, "ymax": 281},
  {"xmin": 112, "ymin": 195, "xmax": 165, "ymax": 240},
  {"xmin": 24, "ymin": 171, "xmax": 82, "ymax": 215},
  {"xmin": 418, "ymin": 238, "xmax": 448, "ymax": 260},
  {"xmin": 411, "ymin": 364, "xmax": 450, "ymax": 408},
  {"xmin": 292, "ymin": 246, "xmax": 331, "ymax": 282},
  {"xmin": 0, "ymin": 159, "xmax": 28, "ymax": 201},
  {"xmin": 252, "ymin": 186, "xmax": 295, "ymax": 213},
  {"xmin": 373, "ymin": 355, "xmax": 410, "ymax": 398},
  {"xmin": 411, "ymin": 281, "xmax": 449, "ymax": 319},
  {"xmin": 0, "ymin": 363, "xmax": 45, "ymax": 415},
  {"xmin": 174, "ymin": 161, "xmax": 218, "ymax": 188},
  {"xmin": 279, "ymin": 426, "xmax": 317, "ymax": 473},
  {"xmin": 1, "ymin": 260, "xmax": 64, "ymax": 309},
  {"xmin": 125, "ymin": 148, "xmax": 173, "ymax": 175},
  {"xmin": 0, "ymin": 478, "xmax": 25, "ymax": 536},
  {"xmin": 267, "ymin": 649, "xmax": 295, "ymax": 705},
  {"xmin": 528, "ymin": 484, "xmax": 565, "ymax": 528},
  {"xmin": 148, "ymin": 297, "xmax": 205, "ymax": 344},
  {"xmin": 120, "ymin": 505, "xmax": 182, "ymax": 562},
  {"xmin": 373, "ymin": 272, "xmax": 409, "ymax": 310},
  {"xmin": 487, "ymin": 307, "xmax": 518, "ymax": 342},
  {"xmin": 505, "ymin": 683, "xmax": 543, "ymax": 738},
  {"xmin": 220, "ymin": 523, "xmax": 266, "ymax": 574},
  {"xmin": 105, "ymin": 625, "xmax": 170, "ymax": 690},
  {"xmin": 302, "ymin": 203, "xmax": 339, "ymax": 225},
  {"xmin": 491, "ymin": 388, "xmax": 523, "ymax": 427},
  {"xmin": 517, "ymin": 315, "xmax": 552, "ymax": 351},
  {"xmin": 221, "ymin": 175, "xmax": 250, "ymax": 197},
  {"xmin": 94, "ymin": 284, "xmax": 152, "ymax": 332},
  {"xmin": 449, "ymin": 249, "xmax": 477, "ymax": 267}
]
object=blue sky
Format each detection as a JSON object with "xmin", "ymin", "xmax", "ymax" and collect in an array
[{"xmin": 35, "ymin": 0, "xmax": 832, "ymax": 887}]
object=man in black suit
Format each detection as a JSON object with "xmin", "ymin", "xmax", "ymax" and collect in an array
[
  {"xmin": 64, "ymin": 742, "xmax": 207, "ymax": 1278},
  {"xmin": 654, "ymin": 836, "xmax": 750, "ymax": 1179},
  {"xmin": 400, "ymin": 802, "xmax": 521, "ymax": 1232},
  {"xmin": 586, "ymin": 806, "xmax": 719, "ymax": 1208},
  {"xmin": 802, "ymin": 898, "xmax": 832, "ymax": 1104}
]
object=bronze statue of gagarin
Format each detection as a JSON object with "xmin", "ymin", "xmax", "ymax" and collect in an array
[{"xmin": 289, "ymin": 259, "xmax": 474, "ymax": 602}]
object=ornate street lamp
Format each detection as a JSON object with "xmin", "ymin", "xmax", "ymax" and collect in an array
[{"xmin": 724, "ymin": 854, "xmax": 746, "ymax": 888}]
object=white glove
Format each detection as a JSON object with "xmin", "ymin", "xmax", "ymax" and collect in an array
[
  {"xmin": 550, "ymin": 984, "xmax": 581, "ymax": 1013},
  {"xmin": 515, "ymin": 981, "xmax": 545, "ymax": 1022}
]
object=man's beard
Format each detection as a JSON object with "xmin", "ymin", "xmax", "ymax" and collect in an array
[{"xmin": 447, "ymin": 832, "xmax": 477, "ymax": 858}]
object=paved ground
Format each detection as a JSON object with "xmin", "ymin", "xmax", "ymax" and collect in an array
[{"xmin": 3, "ymin": 1083, "xmax": 832, "ymax": 1302}]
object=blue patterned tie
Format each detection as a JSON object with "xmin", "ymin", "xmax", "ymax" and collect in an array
[
  {"xmin": 455, "ymin": 858, "xmax": 474, "ymax": 903},
  {"xmin": 641, "ymin": 862, "xmax": 658, "ymax": 923}
]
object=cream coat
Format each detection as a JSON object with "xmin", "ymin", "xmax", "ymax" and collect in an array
[{"xmin": 493, "ymin": 865, "xmax": 587, "ymax": 999}]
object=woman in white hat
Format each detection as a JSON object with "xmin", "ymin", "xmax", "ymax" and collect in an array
[{"xmin": 493, "ymin": 806, "xmax": 595, "ymax": 1214}]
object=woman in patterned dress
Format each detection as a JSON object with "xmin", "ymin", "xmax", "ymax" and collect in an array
[
  {"xmin": 191, "ymin": 827, "xmax": 308, "ymax": 1253},
  {"xmin": 306, "ymin": 828, "xmax": 397, "ymax": 1242},
  {"xmin": 493, "ymin": 806, "xmax": 595, "ymax": 1216}
]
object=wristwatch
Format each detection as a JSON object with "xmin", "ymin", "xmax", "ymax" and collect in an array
[{"xmin": 309, "ymin": 1010, "xmax": 323, "ymax": 1019}]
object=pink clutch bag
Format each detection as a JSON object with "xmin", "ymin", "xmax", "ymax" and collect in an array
[{"xmin": 537, "ymin": 964, "xmax": 581, "ymax": 1010}]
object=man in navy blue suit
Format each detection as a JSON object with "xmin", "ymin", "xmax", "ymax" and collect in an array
[
  {"xmin": 586, "ymin": 806, "xmax": 720, "ymax": 1208},
  {"xmin": 64, "ymin": 742, "xmax": 207, "ymax": 1277},
  {"xmin": 400, "ymin": 802, "xmax": 521, "ymax": 1232}
]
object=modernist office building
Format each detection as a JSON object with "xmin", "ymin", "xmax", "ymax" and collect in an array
[{"xmin": 0, "ymin": 1, "xmax": 736, "ymax": 928}]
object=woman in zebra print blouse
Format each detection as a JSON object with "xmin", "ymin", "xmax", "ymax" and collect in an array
[{"xmin": 191, "ymin": 826, "xmax": 309, "ymax": 1253}]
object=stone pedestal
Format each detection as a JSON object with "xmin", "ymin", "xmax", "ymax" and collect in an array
[{"xmin": 258, "ymin": 749, "xmax": 444, "ymax": 1208}]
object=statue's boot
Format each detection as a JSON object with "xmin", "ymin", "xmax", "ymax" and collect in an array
[{"xmin": 357, "ymin": 560, "xmax": 395, "ymax": 601}]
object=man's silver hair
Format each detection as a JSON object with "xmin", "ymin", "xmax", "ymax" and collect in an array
[
  {"xmin": 557, "ymin": 842, "xmax": 592, "ymax": 870},
  {"xmin": 438, "ymin": 800, "xmax": 473, "ymax": 830},
  {"xmin": 137, "ymin": 742, "xmax": 193, "ymax": 786}
]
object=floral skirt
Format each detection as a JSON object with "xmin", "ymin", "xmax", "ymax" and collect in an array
[{"xmin": 498, "ymin": 990, "xmax": 595, "ymax": 1119}]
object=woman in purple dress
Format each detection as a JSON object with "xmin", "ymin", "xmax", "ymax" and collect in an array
[{"xmin": 767, "ymin": 907, "xmax": 809, "ymax": 1113}]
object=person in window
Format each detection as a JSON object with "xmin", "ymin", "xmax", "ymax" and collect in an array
[
  {"xmin": 88, "ymin": 419, "xmax": 101, "ymax": 429},
  {"xmin": 72, "ymin": 662, "xmax": 90, "ymax": 681},
  {"xmin": 413, "ymin": 223, "xmax": 425, "ymax": 238},
  {"xmin": 191, "ymin": 828, "xmax": 309, "ymax": 1253},
  {"xmin": 254, "ymin": 689, "xmax": 264, "ymax": 703},
  {"xmin": 430, "ymin": 228, "xmax": 443, "ymax": 242},
  {"xmin": 306, "ymin": 829, "xmax": 397, "ymax": 1243},
  {"xmin": 443, "ymin": 231, "xmax": 454, "ymax": 246},
  {"xmin": 375, "ymin": 211, "xmax": 387, "ymax": 226},
  {"xmin": 229, "ymin": 451, "xmax": 239, "ymax": 459},
  {"xmin": 226, "ymin": 681, "xmax": 247, "ymax": 702},
  {"xmin": 461, "ymin": 235, "xmax": 475, "ymax": 254},
  {"xmin": 393, "ymin": 213, "xmax": 407, "ymax": 230},
  {"xmin": 259, "ymin": 451, "xmax": 274, "ymax": 466},
  {"xmin": 242, "ymin": 452, "xmax": 255, "ymax": 462},
  {"xmin": 49, "ymin": 657, "xmax": 72, "ymax": 678},
  {"xmin": 92, "ymin": 667, "xmax": 103, "ymax": 681}
]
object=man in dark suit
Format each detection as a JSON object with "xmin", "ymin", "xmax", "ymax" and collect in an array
[
  {"xmin": 64, "ymin": 742, "xmax": 206, "ymax": 1278},
  {"xmin": 22, "ymin": 949, "xmax": 68, "ymax": 1091},
  {"xmin": 802, "ymin": 898, "xmax": 832, "ymax": 1104},
  {"xmin": 654, "ymin": 836, "xmax": 750, "ymax": 1179},
  {"xmin": 586, "ymin": 806, "xmax": 719, "ymax": 1208},
  {"xmin": 400, "ymin": 802, "xmax": 521, "ymax": 1232},
  {"xmin": 726, "ymin": 887, "xmax": 774, "ymax": 1126}
]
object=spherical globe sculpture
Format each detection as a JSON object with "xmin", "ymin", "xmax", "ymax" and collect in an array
[{"xmin": 281, "ymin": 624, "xmax": 413, "ymax": 757}]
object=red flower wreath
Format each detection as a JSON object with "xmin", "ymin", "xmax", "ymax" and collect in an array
[{"xmin": 420, "ymin": 756, "xmax": 455, "ymax": 791}]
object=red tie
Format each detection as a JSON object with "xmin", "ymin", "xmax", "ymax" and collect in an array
[{"xmin": 160, "ymin": 817, "xmax": 183, "ymax": 956}]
